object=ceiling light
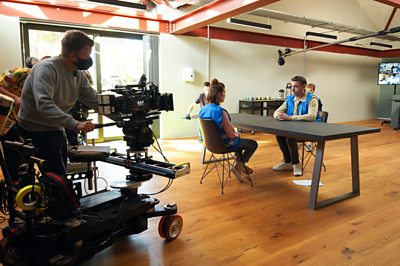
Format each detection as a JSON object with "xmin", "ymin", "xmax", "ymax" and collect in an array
[
  {"xmin": 227, "ymin": 18, "xmax": 272, "ymax": 30},
  {"xmin": 306, "ymin": 31, "xmax": 337, "ymax": 40},
  {"xmin": 370, "ymin": 42, "xmax": 393, "ymax": 48},
  {"xmin": 88, "ymin": 0, "xmax": 147, "ymax": 10}
]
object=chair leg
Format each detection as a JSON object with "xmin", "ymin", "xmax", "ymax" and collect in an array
[
  {"xmin": 301, "ymin": 143, "xmax": 305, "ymax": 175},
  {"xmin": 321, "ymin": 161, "xmax": 327, "ymax": 172},
  {"xmin": 200, "ymin": 153, "xmax": 217, "ymax": 184},
  {"xmin": 201, "ymin": 145, "xmax": 207, "ymax": 164},
  {"xmin": 302, "ymin": 143, "xmax": 327, "ymax": 173},
  {"xmin": 221, "ymin": 155, "xmax": 226, "ymax": 194},
  {"xmin": 200, "ymin": 153, "xmax": 234, "ymax": 194}
]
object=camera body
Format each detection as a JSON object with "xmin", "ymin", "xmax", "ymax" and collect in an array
[
  {"xmin": 97, "ymin": 75, "xmax": 173, "ymax": 117},
  {"xmin": 97, "ymin": 75, "xmax": 173, "ymax": 150}
]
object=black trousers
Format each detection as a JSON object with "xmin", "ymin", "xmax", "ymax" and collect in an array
[
  {"xmin": 20, "ymin": 127, "xmax": 68, "ymax": 176},
  {"xmin": 276, "ymin": 135, "xmax": 299, "ymax": 164},
  {"xmin": 0, "ymin": 126, "xmax": 25, "ymax": 181},
  {"xmin": 227, "ymin": 138, "xmax": 258, "ymax": 163}
]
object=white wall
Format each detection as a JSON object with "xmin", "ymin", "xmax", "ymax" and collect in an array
[
  {"xmin": 159, "ymin": 34, "xmax": 208, "ymax": 139},
  {"xmin": 159, "ymin": 34, "xmax": 380, "ymax": 139},
  {"xmin": 0, "ymin": 15, "xmax": 22, "ymax": 71}
]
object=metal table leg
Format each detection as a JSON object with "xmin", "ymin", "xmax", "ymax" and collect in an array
[
  {"xmin": 351, "ymin": 136, "xmax": 360, "ymax": 195},
  {"xmin": 308, "ymin": 137, "xmax": 360, "ymax": 210},
  {"xmin": 308, "ymin": 141, "xmax": 325, "ymax": 209}
]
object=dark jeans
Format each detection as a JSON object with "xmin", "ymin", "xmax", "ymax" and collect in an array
[
  {"xmin": 20, "ymin": 127, "xmax": 68, "ymax": 176},
  {"xmin": 0, "ymin": 126, "xmax": 25, "ymax": 181},
  {"xmin": 227, "ymin": 138, "xmax": 258, "ymax": 163},
  {"xmin": 276, "ymin": 135, "xmax": 299, "ymax": 164}
]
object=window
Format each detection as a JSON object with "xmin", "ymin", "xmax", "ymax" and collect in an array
[{"xmin": 21, "ymin": 23, "xmax": 152, "ymax": 142}]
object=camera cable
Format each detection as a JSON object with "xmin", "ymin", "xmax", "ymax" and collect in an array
[{"xmin": 151, "ymin": 129, "xmax": 169, "ymax": 163}]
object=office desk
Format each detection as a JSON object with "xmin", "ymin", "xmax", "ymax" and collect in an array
[{"xmin": 230, "ymin": 113, "xmax": 380, "ymax": 210}]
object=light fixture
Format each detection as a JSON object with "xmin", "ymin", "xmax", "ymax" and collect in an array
[
  {"xmin": 88, "ymin": 0, "xmax": 147, "ymax": 10},
  {"xmin": 227, "ymin": 18, "xmax": 272, "ymax": 30},
  {"xmin": 277, "ymin": 48, "xmax": 294, "ymax": 66},
  {"xmin": 370, "ymin": 42, "xmax": 393, "ymax": 48},
  {"xmin": 306, "ymin": 31, "xmax": 337, "ymax": 40}
]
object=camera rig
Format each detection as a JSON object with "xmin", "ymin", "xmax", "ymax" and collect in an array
[
  {"xmin": 0, "ymin": 75, "xmax": 190, "ymax": 265},
  {"xmin": 95, "ymin": 74, "xmax": 187, "ymax": 181},
  {"xmin": 98, "ymin": 74, "xmax": 173, "ymax": 150}
]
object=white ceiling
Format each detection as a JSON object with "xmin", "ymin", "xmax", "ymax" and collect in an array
[{"xmin": 172, "ymin": 0, "xmax": 400, "ymax": 50}]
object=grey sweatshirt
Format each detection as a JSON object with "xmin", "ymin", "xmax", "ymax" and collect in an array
[{"xmin": 19, "ymin": 56, "xmax": 98, "ymax": 132}]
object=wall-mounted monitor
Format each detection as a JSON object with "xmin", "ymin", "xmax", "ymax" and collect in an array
[{"xmin": 378, "ymin": 62, "xmax": 400, "ymax": 85}]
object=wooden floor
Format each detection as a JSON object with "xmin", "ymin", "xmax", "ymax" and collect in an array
[
  {"xmin": 77, "ymin": 120, "xmax": 400, "ymax": 266},
  {"xmin": 2, "ymin": 120, "xmax": 400, "ymax": 265}
]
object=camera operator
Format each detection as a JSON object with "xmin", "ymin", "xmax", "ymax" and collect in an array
[{"xmin": 19, "ymin": 30, "xmax": 97, "ymax": 175}]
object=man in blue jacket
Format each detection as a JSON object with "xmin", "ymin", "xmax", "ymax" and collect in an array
[{"xmin": 272, "ymin": 76, "xmax": 318, "ymax": 176}]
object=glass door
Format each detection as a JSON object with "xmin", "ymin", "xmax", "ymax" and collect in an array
[{"xmin": 95, "ymin": 35, "xmax": 144, "ymax": 140}]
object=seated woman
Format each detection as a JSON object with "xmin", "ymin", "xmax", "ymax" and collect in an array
[{"xmin": 199, "ymin": 81, "xmax": 258, "ymax": 184}]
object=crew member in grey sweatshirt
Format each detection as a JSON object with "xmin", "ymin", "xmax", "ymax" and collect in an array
[{"xmin": 19, "ymin": 30, "xmax": 97, "ymax": 175}]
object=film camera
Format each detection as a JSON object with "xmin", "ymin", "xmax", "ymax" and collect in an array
[{"xmin": 97, "ymin": 74, "xmax": 173, "ymax": 150}]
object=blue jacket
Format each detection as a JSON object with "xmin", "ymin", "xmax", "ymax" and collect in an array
[
  {"xmin": 317, "ymin": 97, "xmax": 323, "ymax": 112},
  {"xmin": 286, "ymin": 93, "xmax": 321, "ymax": 121},
  {"xmin": 199, "ymin": 103, "xmax": 239, "ymax": 147}
]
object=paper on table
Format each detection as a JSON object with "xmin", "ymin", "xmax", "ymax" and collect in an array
[{"xmin": 292, "ymin": 180, "xmax": 324, "ymax": 187}]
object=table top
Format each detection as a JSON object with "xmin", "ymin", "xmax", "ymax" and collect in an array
[
  {"xmin": 240, "ymin": 99, "xmax": 285, "ymax": 102},
  {"xmin": 230, "ymin": 113, "xmax": 381, "ymax": 141}
]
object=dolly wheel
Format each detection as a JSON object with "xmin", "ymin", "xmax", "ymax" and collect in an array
[
  {"xmin": 158, "ymin": 216, "xmax": 169, "ymax": 238},
  {"xmin": 158, "ymin": 215, "xmax": 183, "ymax": 241}
]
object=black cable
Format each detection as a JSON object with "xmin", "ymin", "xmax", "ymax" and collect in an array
[
  {"xmin": 98, "ymin": 196, "xmax": 129, "ymax": 245},
  {"xmin": 150, "ymin": 129, "xmax": 169, "ymax": 163},
  {"xmin": 144, "ymin": 178, "xmax": 174, "ymax": 196},
  {"xmin": 0, "ymin": 181, "xmax": 9, "ymax": 215}
]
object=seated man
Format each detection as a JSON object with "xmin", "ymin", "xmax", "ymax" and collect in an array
[
  {"xmin": 272, "ymin": 76, "xmax": 318, "ymax": 176},
  {"xmin": 305, "ymin": 83, "xmax": 323, "ymax": 112}
]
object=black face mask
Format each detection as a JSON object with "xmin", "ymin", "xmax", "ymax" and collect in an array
[{"xmin": 75, "ymin": 56, "xmax": 93, "ymax": 70}]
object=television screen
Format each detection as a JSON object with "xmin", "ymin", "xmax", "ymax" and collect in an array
[{"xmin": 378, "ymin": 62, "xmax": 400, "ymax": 85}]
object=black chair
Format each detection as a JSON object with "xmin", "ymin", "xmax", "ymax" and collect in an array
[
  {"xmin": 199, "ymin": 118, "xmax": 252, "ymax": 194},
  {"xmin": 300, "ymin": 111, "xmax": 329, "ymax": 174}
]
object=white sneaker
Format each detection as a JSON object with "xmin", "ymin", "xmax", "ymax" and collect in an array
[
  {"xmin": 293, "ymin": 163, "xmax": 302, "ymax": 176},
  {"xmin": 272, "ymin": 162, "xmax": 292, "ymax": 171}
]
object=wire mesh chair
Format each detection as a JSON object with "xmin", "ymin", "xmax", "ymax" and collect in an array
[
  {"xmin": 300, "ymin": 111, "xmax": 329, "ymax": 174},
  {"xmin": 199, "ymin": 118, "xmax": 252, "ymax": 194}
]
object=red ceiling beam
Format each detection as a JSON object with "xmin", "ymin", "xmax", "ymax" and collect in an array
[
  {"xmin": 185, "ymin": 26, "xmax": 385, "ymax": 58},
  {"xmin": 0, "ymin": 0, "xmax": 169, "ymax": 32},
  {"xmin": 381, "ymin": 49, "xmax": 400, "ymax": 57},
  {"xmin": 374, "ymin": 0, "xmax": 400, "ymax": 8},
  {"xmin": 170, "ymin": 0, "xmax": 280, "ymax": 34},
  {"xmin": 385, "ymin": 7, "xmax": 397, "ymax": 30}
]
